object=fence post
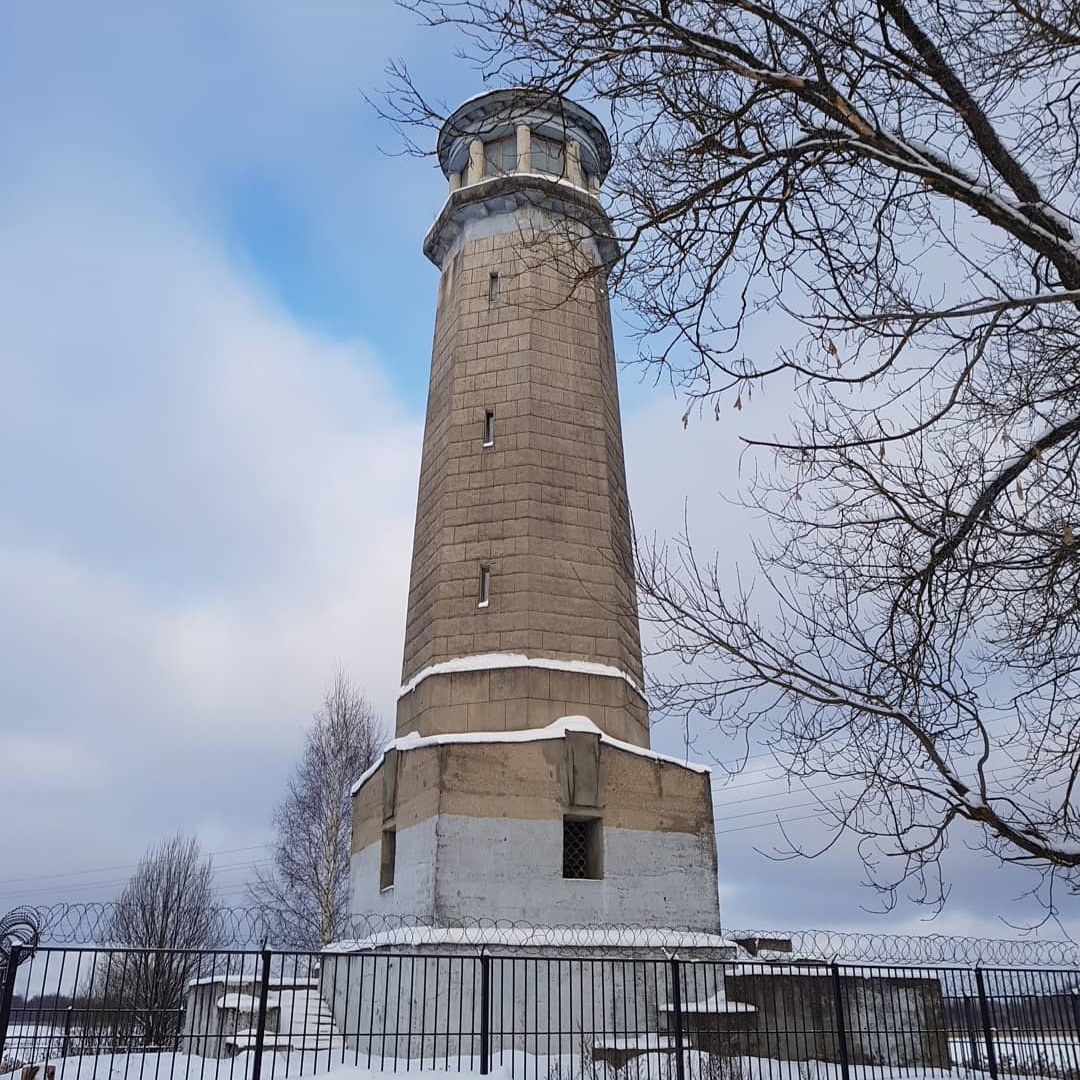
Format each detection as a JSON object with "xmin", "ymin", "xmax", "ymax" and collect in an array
[
  {"xmin": 670, "ymin": 957, "xmax": 686, "ymax": 1080},
  {"xmin": 830, "ymin": 963, "xmax": 852, "ymax": 1080},
  {"xmin": 479, "ymin": 952, "xmax": 491, "ymax": 1075},
  {"xmin": 963, "ymin": 996, "xmax": 982, "ymax": 1071},
  {"xmin": 0, "ymin": 943, "xmax": 21, "ymax": 1065},
  {"xmin": 250, "ymin": 947, "xmax": 273, "ymax": 1080},
  {"xmin": 975, "ymin": 967, "xmax": 999, "ymax": 1080},
  {"xmin": 62, "ymin": 1005, "xmax": 74, "ymax": 1057}
]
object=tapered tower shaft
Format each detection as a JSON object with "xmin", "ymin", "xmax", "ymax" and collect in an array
[{"xmin": 397, "ymin": 90, "xmax": 649, "ymax": 747}]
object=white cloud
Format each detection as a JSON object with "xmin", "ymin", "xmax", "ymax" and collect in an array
[{"xmin": 0, "ymin": 145, "xmax": 419, "ymax": 890}]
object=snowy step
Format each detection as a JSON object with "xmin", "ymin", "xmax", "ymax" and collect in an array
[
  {"xmin": 591, "ymin": 1035, "xmax": 678, "ymax": 1066},
  {"xmin": 223, "ymin": 985, "xmax": 343, "ymax": 1055},
  {"xmin": 593, "ymin": 1036, "xmax": 677, "ymax": 1051}
]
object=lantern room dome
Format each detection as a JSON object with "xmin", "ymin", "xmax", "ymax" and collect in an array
[{"xmin": 435, "ymin": 88, "xmax": 613, "ymax": 187}]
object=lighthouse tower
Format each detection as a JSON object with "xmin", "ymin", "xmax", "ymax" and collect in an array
[{"xmin": 349, "ymin": 90, "xmax": 721, "ymax": 931}]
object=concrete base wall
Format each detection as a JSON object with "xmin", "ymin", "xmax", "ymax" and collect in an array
[
  {"xmin": 724, "ymin": 972, "xmax": 951, "ymax": 1068},
  {"xmin": 320, "ymin": 944, "xmax": 730, "ymax": 1063},
  {"xmin": 348, "ymin": 812, "xmax": 721, "ymax": 929},
  {"xmin": 319, "ymin": 950, "xmax": 951, "ymax": 1072}
]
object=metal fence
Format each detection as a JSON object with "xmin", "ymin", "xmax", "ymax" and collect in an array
[
  {"xmin": 15, "ymin": 904, "xmax": 1080, "ymax": 968},
  {"xmin": 3, "ymin": 944, "xmax": 1080, "ymax": 1080}
]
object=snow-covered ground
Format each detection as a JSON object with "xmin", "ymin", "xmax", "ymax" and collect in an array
[
  {"xmin": 950, "ymin": 1035, "xmax": 1080, "ymax": 1076},
  {"xmin": 4, "ymin": 1047, "xmax": 1079, "ymax": 1080}
]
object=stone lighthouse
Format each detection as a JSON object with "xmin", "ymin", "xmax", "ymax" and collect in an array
[{"xmin": 349, "ymin": 89, "xmax": 721, "ymax": 932}]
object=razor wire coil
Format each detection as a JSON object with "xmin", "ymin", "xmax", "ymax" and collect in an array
[{"xmin": 12, "ymin": 903, "xmax": 1079, "ymax": 967}]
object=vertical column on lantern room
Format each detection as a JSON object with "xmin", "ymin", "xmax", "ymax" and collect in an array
[{"xmin": 516, "ymin": 124, "xmax": 531, "ymax": 173}]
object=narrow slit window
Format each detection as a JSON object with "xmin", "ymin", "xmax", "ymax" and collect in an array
[
  {"xmin": 483, "ymin": 409, "xmax": 494, "ymax": 446},
  {"xmin": 478, "ymin": 566, "xmax": 491, "ymax": 608},
  {"xmin": 488, "ymin": 271, "xmax": 500, "ymax": 303},
  {"xmin": 380, "ymin": 829, "xmax": 396, "ymax": 891},
  {"xmin": 563, "ymin": 817, "xmax": 603, "ymax": 879}
]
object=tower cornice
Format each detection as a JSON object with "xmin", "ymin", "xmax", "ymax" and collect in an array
[{"xmin": 423, "ymin": 173, "xmax": 620, "ymax": 270}]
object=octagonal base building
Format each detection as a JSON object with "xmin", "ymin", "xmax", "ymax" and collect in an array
[{"xmin": 348, "ymin": 90, "xmax": 722, "ymax": 931}]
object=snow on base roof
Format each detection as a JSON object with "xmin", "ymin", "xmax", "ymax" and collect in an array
[
  {"xmin": 188, "ymin": 973, "xmax": 317, "ymax": 989},
  {"xmin": 657, "ymin": 993, "xmax": 756, "ymax": 1014},
  {"xmin": 399, "ymin": 653, "xmax": 644, "ymax": 699},
  {"xmin": 326, "ymin": 925, "xmax": 734, "ymax": 952},
  {"xmin": 351, "ymin": 716, "xmax": 709, "ymax": 794},
  {"xmin": 217, "ymin": 992, "xmax": 276, "ymax": 1011}
]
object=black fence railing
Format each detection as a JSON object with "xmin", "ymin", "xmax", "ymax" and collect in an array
[{"xmin": 3, "ymin": 944, "xmax": 1080, "ymax": 1080}]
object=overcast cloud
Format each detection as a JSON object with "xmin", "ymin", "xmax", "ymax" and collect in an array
[{"xmin": 0, "ymin": 0, "xmax": 1072, "ymax": 941}]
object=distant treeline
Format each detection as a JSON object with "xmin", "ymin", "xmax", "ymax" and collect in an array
[
  {"xmin": 945, "ymin": 993, "xmax": 1080, "ymax": 1032},
  {"xmin": 10, "ymin": 993, "xmax": 74, "ymax": 1013}
]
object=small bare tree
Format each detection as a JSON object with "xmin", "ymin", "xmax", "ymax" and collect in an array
[
  {"xmin": 83, "ymin": 835, "xmax": 215, "ymax": 1048},
  {"xmin": 384, "ymin": 0, "xmax": 1080, "ymax": 912},
  {"xmin": 250, "ymin": 670, "xmax": 385, "ymax": 947}
]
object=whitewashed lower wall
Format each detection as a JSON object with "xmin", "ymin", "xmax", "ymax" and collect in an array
[
  {"xmin": 349, "ymin": 815, "xmax": 438, "ymax": 919},
  {"xmin": 433, "ymin": 815, "xmax": 719, "ymax": 929},
  {"xmin": 319, "ymin": 944, "xmax": 722, "ymax": 1062},
  {"xmin": 349, "ymin": 813, "xmax": 720, "ymax": 930}
]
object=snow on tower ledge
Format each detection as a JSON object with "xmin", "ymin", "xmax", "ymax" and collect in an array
[{"xmin": 351, "ymin": 715, "xmax": 708, "ymax": 797}]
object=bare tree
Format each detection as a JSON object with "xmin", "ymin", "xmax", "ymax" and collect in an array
[
  {"xmin": 385, "ymin": 1, "xmax": 1080, "ymax": 911},
  {"xmin": 83, "ymin": 835, "xmax": 215, "ymax": 1048},
  {"xmin": 250, "ymin": 670, "xmax": 385, "ymax": 946}
]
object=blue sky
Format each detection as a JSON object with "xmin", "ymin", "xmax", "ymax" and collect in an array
[{"xmin": 0, "ymin": 0, "xmax": 1068, "ymax": 940}]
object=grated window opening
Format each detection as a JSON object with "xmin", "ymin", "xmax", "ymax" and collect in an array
[{"xmin": 563, "ymin": 817, "xmax": 602, "ymax": 879}]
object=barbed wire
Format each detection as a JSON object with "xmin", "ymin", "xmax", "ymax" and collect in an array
[
  {"xmin": 733, "ymin": 927, "xmax": 1080, "ymax": 967},
  {"xmin": 14, "ymin": 903, "xmax": 1079, "ymax": 967},
  {"xmin": 0, "ymin": 905, "xmax": 40, "ymax": 984}
]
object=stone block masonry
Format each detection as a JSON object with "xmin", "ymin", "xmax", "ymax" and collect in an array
[{"xmin": 399, "ymin": 192, "xmax": 644, "ymax": 744}]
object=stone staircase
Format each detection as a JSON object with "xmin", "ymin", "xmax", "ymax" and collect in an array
[{"xmin": 592, "ymin": 976, "xmax": 758, "ymax": 1068}]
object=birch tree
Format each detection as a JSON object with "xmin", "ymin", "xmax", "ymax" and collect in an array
[
  {"xmin": 385, "ymin": 0, "xmax": 1080, "ymax": 910},
  {"xmin": 250, "ymin": 670, "xmax": 385, "ymax": 946}
]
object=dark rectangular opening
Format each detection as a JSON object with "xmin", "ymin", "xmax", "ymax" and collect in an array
[
  {"xmin": 380, "ymin": 829, "xmax": 396, "ymax": 891},
  {"xmin": 488, "ymin": 271, "xmax": 500, "ymax": 302},
  {"xmin": 483, "ymin": 409, "xmax": 494, "ymax": 446},
  {"xmin": 478, "ymin": 565, "xmax": 490, "ymax": 608},
  {"xmin": 563, "ymin": 816, "xmax": 602, "ymax": 879}
]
